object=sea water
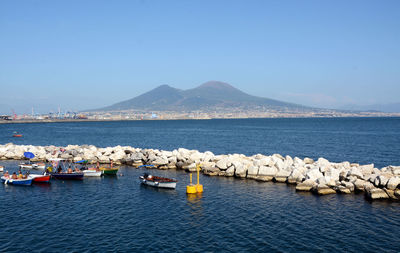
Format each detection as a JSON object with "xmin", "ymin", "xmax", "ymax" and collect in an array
[{"xmin": 0, "ymin": 118, "xmax": 399, "ymax": 252}]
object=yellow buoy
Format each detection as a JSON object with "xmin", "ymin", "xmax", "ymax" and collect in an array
[
  {"xmin": 195, "ymin": 164, "xmax": 203, "ymax": 193},
  {"xmin": 195, "ymin": 184, "xmax": 203, "ymax": 193},
  {"xmin": 186, "ymin": 173, "xmax": 197, "ymax": 194},
  {"xmin": 186, "ymin": 164, "xmax": 204, "ymax": 194}
]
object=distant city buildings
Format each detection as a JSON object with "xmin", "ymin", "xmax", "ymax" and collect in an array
[{"xmin": 1, "ymin": 108, "xmax": 399, "ymax": 124}]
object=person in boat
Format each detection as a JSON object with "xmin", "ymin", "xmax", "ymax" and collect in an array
[
  {"xmin": 96, "ymin": 162, "xmax": 100, "ymax": 171},
  {"xmin": 11, "ymin": 172, "xmax": 18, "ymax": 179},
  {"xmin": 57, "ymin": 166, "xmax": 63, "ymax": 173},
  {"xmin": 3, "ymin": 171, "xmax": 9, "ymax": 178},
  {"xmin": 18, "ymin": 171, "xmax": 23, "ymax": 179},
  {"xmin": 74, "ymin": 166, "xmax": 80, "ymax": 172},
  {"xmin": 67, "ymin": 167, "xmax": 73, "ymax": 173},
  {"xmin": 110, "ymin": 160, "xmax": 113, "ymax": 169}
]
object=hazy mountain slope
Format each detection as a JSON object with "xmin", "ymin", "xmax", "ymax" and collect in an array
[
  {"xmin": 96, "ymin": 81, "xmax": 308, "ymax": 111},
  {"xmin": 99, "ymin": 85, "xmax": 184, "ymax": 111}
]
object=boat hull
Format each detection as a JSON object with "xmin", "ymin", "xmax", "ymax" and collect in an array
[
  {"xmin": 1, "ymin": 176, "xmax": 33, "ymax": 185},
  {"xmin": 19, "ymin": 163, "xmax": 45, "ymax": 170},
  {"xmin": 139, "ymin": 176, "xmax": 177, "ymax": 189},
  {"xmin": 30, "ymin": 174, "xmax": 51, "ymax": 183},
  {"xmin": 101, "ymin": 168, "xmax": 118, "ymax": 175},
  {"xmin": 19, "ymin": 164, "xmax": 33, "ymax": 169},
  {"xmin": 32, "ymin": 164, "xmax": 46, "ymax": 170},
  {"xmin": 141, "ymin": 179, "xmax": 177, "ymax": 189},
  {"xmin": 83, "ymin": 170, "xmax": 102, "ymax": 177},
  {"xmin": 50, "ymin": 173, "xmax": 84, "ymax": 180}
]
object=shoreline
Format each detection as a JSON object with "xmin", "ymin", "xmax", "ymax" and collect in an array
[
  {"xmin": 1, "ymin": 115, "xmax": 400, "ymax": 124},
  {"xmin": 0, "ymin": 143, "xmax": 399, "ymax": 202}
]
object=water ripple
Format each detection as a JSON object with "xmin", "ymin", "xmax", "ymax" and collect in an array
[{"xmin": 0, "ymin": 161, "xmax": 400, "ymax": 252}]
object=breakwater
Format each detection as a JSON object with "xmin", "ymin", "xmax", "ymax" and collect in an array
[{"xmin": 1, "ymin": 143, "xmax": 399, "ymax": 201}]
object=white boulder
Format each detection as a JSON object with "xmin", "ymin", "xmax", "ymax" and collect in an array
[{"xmin": 386, "ymin": 177, "xmax": 400, "ymax": 190}]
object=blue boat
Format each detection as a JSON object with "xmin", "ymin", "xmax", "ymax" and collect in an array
[
  {"xmin": 1, "ymin": 176, "xmax": 33, "ymax": 186},
  {"xmin": 50, "ymin": 172, "xmax": 84, "ymax": 180}
]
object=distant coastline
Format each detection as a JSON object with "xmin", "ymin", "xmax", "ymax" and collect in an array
[{"xmin": 1, "ymin": 113, "xmax": 400, "ymax": 124}]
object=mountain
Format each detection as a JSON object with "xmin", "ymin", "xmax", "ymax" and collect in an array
[
  {"xmin": 102, "ymin": 84, "xmax": 184, "ymax": 111},
  {"xmin": 97, "ymin": 81, "xmax": 308, "ymax": 112}
]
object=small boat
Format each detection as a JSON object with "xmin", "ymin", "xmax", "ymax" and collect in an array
[
  {"xmin": 50, "ymin": 172, "xmax": 84, "ymax": 180},
  {"xmin": 19, "ymin": 163, "xmax": 34, "ymax": 169},
  {"xmin": 12, "ymin": 132, "xmax": 22, "ymax": 137},
  {"xmin": 139, "ymin": 173, "xmax": 177, "ymax": 189},
  {"xmin": 19, "ymin": 152, "xmax": 45, "ymax": 170},
  {"xmin": 48, "ymin": 158, "xmax": 83, "ymax": 180},
  {"xmin": 101, "ymin": 167, "xmax": 119, "ymax": 175},
  {"xmin": 137, "ymin": 164, "xmax": 155, "ymax": 169},
  {"xmin": 82, "ymin": 169, "xmax": 102, "ymax": 177},
  {"xmin": 32, "ymin": 163, "xmax": 46, "ymax": 170},
  {"xmin": 74, "ymin": 160, "xmax": 102, "ymax": 177},
  {"xmin": 19, "ymin": 162, "xmax": 46, "ymax": 170},
  {"xmin": 0, "ymin": 166, "xmax": 4, "ymax": 172},
  {"xmin": 1, "ymin": 176, "xmax": 33, "ymax": 185},
  {"xmin": 29, "ymin": 174, "xmax": 51, "ymax": 183}
]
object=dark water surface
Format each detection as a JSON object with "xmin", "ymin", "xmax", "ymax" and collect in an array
[{"xmin": 1, "ymin": 118, "xmax": 400, "ymax": 252}]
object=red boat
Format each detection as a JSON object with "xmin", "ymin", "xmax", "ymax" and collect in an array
[
  {"xmin": 30, "ymin": 174, "xmax": 51, "ymax": 183},
  {"xmin": 13, "ymin": 134, "xmax": 23, "ymax": 137}
]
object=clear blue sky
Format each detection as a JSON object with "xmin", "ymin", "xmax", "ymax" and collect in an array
[{"xmin": 1, "ymin": 0, "xmax": 399, "ymax": 114}]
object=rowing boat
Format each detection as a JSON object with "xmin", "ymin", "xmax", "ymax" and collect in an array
[
  {"xmin": 82, "ymin": 169, "xmax": 102, "ymax": 177},
  {"xmin": 29, "ymin": 174, "xmax": 51, "ymax": 183},
  {"xmin": 139, "ymin": 173, "xmax": 177, "ymax": 189},
  {"xmin": 1, "ymin": 176, "xmax": 33, "ymax": 185},
  {"xmin": 101, "ymin": 167, "xmax": 119, "ymax": 175}
]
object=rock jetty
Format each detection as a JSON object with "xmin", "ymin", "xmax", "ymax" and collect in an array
[{"xmin": 1, "ymin": 143, "xmax": 399, "ymax": 201}]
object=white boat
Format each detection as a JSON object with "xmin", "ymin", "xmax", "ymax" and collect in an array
[
  {"xmin": 19, "ymin": 163, "xmax": 33, "ymax": 169},
  {"xmin": 0, "ymin": 166, "xmax": 3, "ymax": 172},
  {"xmin": 32, "ymin": 163, "xmax": 46, "ymax": 170},
  {"xmin": 82, "ymin": 169, "xmax": 102, "ymax": 177},
  {"xmin": 29, "ymin": 173, "xmax": 51, "ymax": 183},
  {"xmin": 139, "ymin": 173, "xmax": 177, "ymax": 189},
  {"xmin": 1, "ymin": 175, "xmax": 33, "ymax": 185},
  {"xmin": 19, "ymin": 162, "xmax": 45, "ymax": 170}
]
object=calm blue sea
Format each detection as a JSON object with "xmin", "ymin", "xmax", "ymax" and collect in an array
[{"xmin": 0, "ymin": 118, "xmax": 399, "ymax": 252}]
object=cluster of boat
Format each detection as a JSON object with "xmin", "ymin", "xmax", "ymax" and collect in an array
[
  {"xmin": 0, "ymin": 159, "xmax": 119, "ymax": 186},
  {"xmin": 0, "ymin": 158, "xmax": 178, "ymax": 189},
  {"xmin": 1, "ymin": 171, "xmax": 50, "ymax": 185}
]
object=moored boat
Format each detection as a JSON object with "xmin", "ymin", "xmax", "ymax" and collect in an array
[
  {"xmin": 48, "ymin": 158, "xmax": 84, "ymax": 180},
  {"xmin": 12, "ymin": 132, "xmax": 22, "ymax": 137},
  {"xmin": 139, "ymin": 173, "xmax": 177, "ymax": 189},
  {"xmin": 19, "ymin": 163, "xmax": 34, "ymax": 169},
  {"xmin": 82, "ymin": 169, "xmax": 102, "ymax": 177},
  {"xmin": 50, "ymin": 172, "xmax": 84, "ymax": 180},
  {"xmin": 29, "ymin": 174, "xmax": 51, "ymax": 183},
  {"xmin": 0, "ymin": 166, "xmax": 4, "ymax": 172},
  {"xmin": 19, "ymin": 162, "xmax": 46, "ymax": 170},
  {"xmin": 101, "ymin": 167, "xmax": 119, "ymax": 175},
  {"xmin": 1, "ymin": 176, "xmax": 33, "ymax": 185},
  {"xmin": 19, "ymin": 152, "xmax": 44, "ymax": 170},
  {"xmin": 32, "ymin": 162, "xmax": 46, "ymax": 170}
]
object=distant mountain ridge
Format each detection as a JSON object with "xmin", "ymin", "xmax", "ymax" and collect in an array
[{"xmin": 96, "ymin": 81, "xmax": 308, "ymax": 112}]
